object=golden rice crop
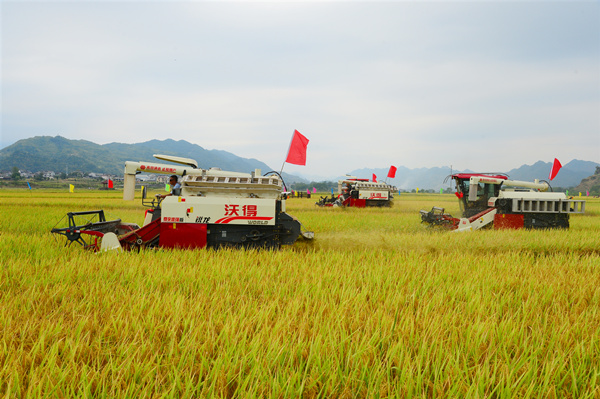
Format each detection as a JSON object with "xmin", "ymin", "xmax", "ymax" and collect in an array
[{"xmin": 0, "ymin": 189, "xmax": 598, "ymax": 397}]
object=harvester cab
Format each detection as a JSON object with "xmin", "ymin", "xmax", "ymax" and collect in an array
[
  {"xmin": 420, "ymin": 173, "xmax": 586, "ymax": 232},
  {"xmin": 52, "ymin": 154, "xmax": 314, "ymax": 251},
  {"xmin": 452, "ymin": 173, "xmax": 506, "ymax": 218}
]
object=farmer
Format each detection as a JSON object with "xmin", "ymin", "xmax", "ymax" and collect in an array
[{"xmin": 159, "ymin": 175, "xmax": 181, "ymax": 198}]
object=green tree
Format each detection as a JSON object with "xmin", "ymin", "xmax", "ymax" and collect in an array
[{"xmin": 11, "ymin": 166, "xmax": 20, "ymax": 180}]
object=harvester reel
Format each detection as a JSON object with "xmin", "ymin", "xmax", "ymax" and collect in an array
[
  {"xmin": 63, "ymin": 229, "xmax": 86, "ymax": 247},
  {"xmin": 419, "ymin": 207, "xmax": 458, "ymax": 230}
]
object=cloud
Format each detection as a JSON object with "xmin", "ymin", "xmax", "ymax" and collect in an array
[{"xmin": 2, "ymin": 1, "xmax": 598, "ymax": 177}]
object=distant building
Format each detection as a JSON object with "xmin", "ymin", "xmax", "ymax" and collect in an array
[{"xmin": 136, "ymin": 174, "xmax": 158, "ymax": 182}]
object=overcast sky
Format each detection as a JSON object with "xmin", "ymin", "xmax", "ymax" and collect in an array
[{"xmin": 2, "ymin": 0, "xmax": 599, "ymax": 179}]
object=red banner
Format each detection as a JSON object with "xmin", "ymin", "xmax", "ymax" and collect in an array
[
  {"xmin": 285, "ymin": 130, "xmax": 309, "ymax": 166},
  {"xmin": 549, "ymin": 158, "xmax": 562, "ymax": 181},
  {"xmin": 387, "ymin": 165, "xmax": 397, "ymax": 178}
]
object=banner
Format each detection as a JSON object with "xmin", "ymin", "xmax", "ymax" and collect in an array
[
  {"xmin": 387, "ymin": 165, "xmax": 397, "ymax": 179},
  {"xmin": 312, "ymin": 187, "xmax": 317, "ymax": 193},
  {"xmin": 549, "ymin": 158, "xmax": 562, "ymax": 181},
  {"xmin": 27, "ymin": 182, "xmax": 31, "ymax": 190},
  {"xmin": 108, "ymin": 179, "xmax": 114, "ymax": 189},
  {"xmin": 69, "ymin": 184, "xmax": 74, "ymax": 193},
  {"xmin": 166, "ymin": 183, "xmax": 171, "ymax": 192},
  {"xmin": 285, "ymin": 130, "xmax": 309, "ymax": 166},
  {"xmin": 372, "ymin": 173, "xmax": 377, "ymax": 182}
]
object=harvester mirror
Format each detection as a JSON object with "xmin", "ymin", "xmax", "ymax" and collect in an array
[{"xmin": 141, "ymin": 186, "xmax": 147, "ymax": 199}]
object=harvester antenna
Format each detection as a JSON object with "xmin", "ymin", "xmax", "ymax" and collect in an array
[{"xmin": 263, "ymin": 170, "xmax": 288, "ymax": 192}]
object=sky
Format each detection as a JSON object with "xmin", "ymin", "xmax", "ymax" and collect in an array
[{"xmin": 2, "ymin": 0, "xmax": 599, "ymax": 180}]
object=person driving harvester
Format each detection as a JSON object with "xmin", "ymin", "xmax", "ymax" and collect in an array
[{"xmin": 159, "ymin": 175, "xmax": 181, "ymax": 199}]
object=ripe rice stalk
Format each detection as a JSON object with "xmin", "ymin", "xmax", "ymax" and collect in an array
[{"xmin": 0, "ymin": 190, "xmax": 598, "ymax": 397}]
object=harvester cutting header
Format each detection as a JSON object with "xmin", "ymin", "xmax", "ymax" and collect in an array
[
  {"xmin": 52, "ymin": 154, "xmax": 313, "ymax": 251},
  {"xmin": 420, "ymin": 173, "xmax": 585, "ymax": 232}
]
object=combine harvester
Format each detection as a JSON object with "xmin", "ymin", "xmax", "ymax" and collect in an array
[
  {"xmin": 51, "ymin": 154, "xmax": 313, "ymax": 251},
  {"xmin": 316, "ymin": 177, "xmax": 397, "ymax": 207},
  {"xmin": 420, "ymin": 173, "xmax": 585, "ymax": 232}
]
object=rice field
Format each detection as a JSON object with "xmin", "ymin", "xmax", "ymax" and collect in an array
[{"xmin": 1, "ymin": 189, "xmax": 599, "ymax": 398}]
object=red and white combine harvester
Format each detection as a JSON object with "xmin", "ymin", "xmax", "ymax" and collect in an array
[
  {"xmin": 51, "ymin": 154, "xmax": 313, "ymax": 251},
  {"xmin": 316, "ymin": 177, "xmax": 397, "ymax": 208},
  {"xmin": 420, "ymin": 173, "xmax": 585, "ymax": 232}
]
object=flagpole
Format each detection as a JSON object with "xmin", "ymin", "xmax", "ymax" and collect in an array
[
  {"xmin": 280, "ymin": 130, "xmax": 296, "ymax": 176},
  {"xmin": 279, "ymin": 160, "xmax": 286, "ymax": 176}
]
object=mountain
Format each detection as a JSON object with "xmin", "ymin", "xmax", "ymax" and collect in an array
[
  {"xmin": 346, "ymin": 160, "xmax": 599, "ymax": 191},
  {"xmin": 574, "ymin": 166, "xmax": 600, "ymax": 195},
  {"xmin": 346, "ymin": 166, "xmax": 458, "ymax": 191},
  {"xmin": 0, "ymin": 136, "xmax": 307, "ymax": 184},
  {"xmin": 504, "ymin": 160, "xmax": 599, "ymax": 189},
  {"xmin": 2, "ymin": 136, "xmax": 596, "ymax": 189}
]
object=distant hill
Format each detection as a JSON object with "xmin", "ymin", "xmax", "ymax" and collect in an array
[
  {"xmin": 347, "ymin": 166, "xmax": 461, "ymax": 191},
  {"xmin": 347, "ymin": 160, "xmax": 599, "ymax": 191},
  {"xmin": 0, "ymin": 136, "xmax": 306, "ymax": 184},
  {"xmin": 2, "ymin": 136, "xmax": 597, "ymax": 190},
  {"xmin": 574, "ymin": 166, "xmax": 600, "ymax": 195},
  {"xmin": 504, "ymin": 160, "xmax": 599, "ymax": 189}
]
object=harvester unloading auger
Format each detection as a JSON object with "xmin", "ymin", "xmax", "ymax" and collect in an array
[
  {"xmin": 420, "ymin": 173, "xmax": 585, "ymax": 232},
  {"xmin": 316, "ymin": 177, "xmax": 397, "ymax": 207},
  {"xmin": 51, "ymin": 154, "xmax": 314, "ymax": 251}
]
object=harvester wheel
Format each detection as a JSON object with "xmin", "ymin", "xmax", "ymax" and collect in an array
[{"xmin": 248, "ymin": 230, "xmax": 263, "ymax": 241}]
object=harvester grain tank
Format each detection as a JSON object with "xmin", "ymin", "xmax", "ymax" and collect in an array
[
  {"xmin": 420, "ymin": 173, "xmax": 585, "ymax": 232},
  {"xmin": 51, "ymin": 154, "xmax": 313, "ymax": 250},
  {"xmin": 316, "ymin": 177, "xmax": 397, "ymax": 207}
]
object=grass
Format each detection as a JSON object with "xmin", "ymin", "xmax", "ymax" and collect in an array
[{"xmin": 1, "ymin": 189, "xmax": 599, "ymax": 397}]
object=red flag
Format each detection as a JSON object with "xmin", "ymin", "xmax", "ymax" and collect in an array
[
  {"xmin": 387, "ymin": 165, "xmax": 397, "ymax": 179},
  {"xmin": 372, "ymin": 173, "xmax": 377, "ymax": 182},
  {"xmin": 549, "ymin": 158, "xmax": 562, "ymax": 181},
  {"xmin": 285, "ymin": 130, "xmax": 309, "ymax": 166},
  {"xmin": 108, "ymin": 179, "xmax": 114, "ymax": 189}
]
